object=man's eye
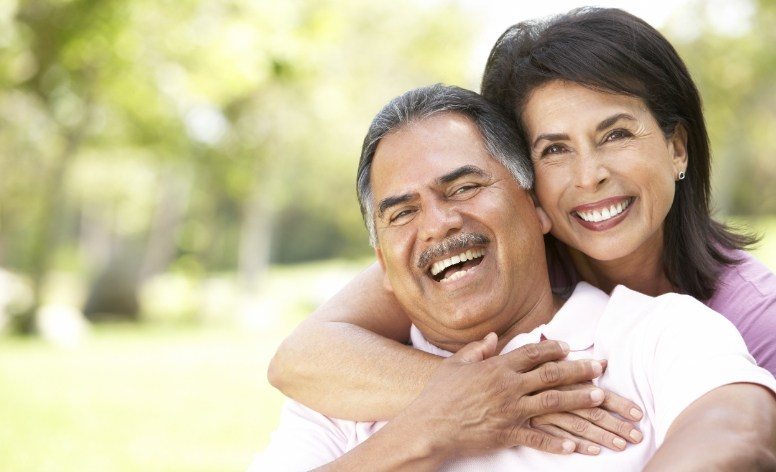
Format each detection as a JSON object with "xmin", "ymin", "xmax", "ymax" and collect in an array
[
  {"xmin": 540, "ymin": 143, "xmax": 566, "ymax": 157},
  {"xmin": 389, "ymin": 209, "xmax": 414, "ymax": 223},
  {"xmin": 604, "ymin": 129, "xmax": 632, "ymax": 142},
  {"xmin": 452, "ymin": 184, "xmax": 479, "ymax": 196}
]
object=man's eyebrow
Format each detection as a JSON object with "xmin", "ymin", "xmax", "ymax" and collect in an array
[
  {"xmin": 596, "ymin": 113, "xmax": 637, "ymax": 132},
  {"xmin": 437, "ymin": 165, "xmax": 490, "ymax": 185},
  {"xmin": 375, "ymin": 166, "xmax": 489, "ymax": 218},
  {"xmin": 377, "ymin": 193, "xmax": 415, "ymax": 219}
]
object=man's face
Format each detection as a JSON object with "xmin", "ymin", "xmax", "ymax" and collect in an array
[{"xmin": 371, "ymin": 112, "xmax": 551, "ymax": 350}]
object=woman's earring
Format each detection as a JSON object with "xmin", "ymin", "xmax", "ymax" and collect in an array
[{"xmin": 678, "ymin": 171, "xmax": 686, "ymax": 181}]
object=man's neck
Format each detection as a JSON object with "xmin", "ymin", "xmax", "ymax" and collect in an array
[
  {"xmin": 493, "ymin": 288, "xmax": 564, "ymax": 352},
  {"xmin": 421, "ymin": 283, "xmax": 564, "ymax": 354}
]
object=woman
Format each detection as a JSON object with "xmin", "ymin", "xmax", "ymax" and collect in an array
[{"xmin": 268, "ymin": 6, "xmax": 776, "ymax": 454}]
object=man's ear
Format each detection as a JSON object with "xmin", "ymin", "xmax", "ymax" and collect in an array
[
  {"xmin": 375, "ymin": 247, "xmax": 394, "ymax": 293},
  {"xmin": 533, "ymin": 200, "xmax": 552, "ymax": 235},
  {"xmin": 670, "ymin": 124, "xmax": 689, "ymax": 177}
]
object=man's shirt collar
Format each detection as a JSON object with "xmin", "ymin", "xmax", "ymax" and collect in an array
[{"xmin": 410, "ymin": 282, "xmax": 610, "ymax": 355}]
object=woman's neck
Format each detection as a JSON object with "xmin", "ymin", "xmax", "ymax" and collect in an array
[{"xmin": 568, "ymin": 233, "xmax": 675, "ymax": 296}]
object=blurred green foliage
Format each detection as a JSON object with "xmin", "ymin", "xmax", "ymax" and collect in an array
[
  {"xmin": 672, "ymin": 0, "xmax": 776, "ymax": 215},
  {"xmin": 0, "ymin": 0, "xmax": 474, "ymax": 328}
]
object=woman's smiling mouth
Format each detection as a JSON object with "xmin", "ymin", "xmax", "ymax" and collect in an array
[{"xmin": 571, "ymin": 197, "xmax": 635, "ymax": 230}]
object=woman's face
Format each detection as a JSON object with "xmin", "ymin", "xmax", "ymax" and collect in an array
[{"xmin": 521, "ymin": 80, "xmax": 688, "ymax": 262}]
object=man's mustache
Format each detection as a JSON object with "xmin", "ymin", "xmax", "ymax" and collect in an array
[{"xmin": 416, "ymin": 233, "xmax": 490, "ymax": 269}]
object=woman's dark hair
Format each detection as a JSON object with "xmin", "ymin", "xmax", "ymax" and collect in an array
[{"xmin": 481, "ymin": 6, "xmax": 756, "ymax": 300}]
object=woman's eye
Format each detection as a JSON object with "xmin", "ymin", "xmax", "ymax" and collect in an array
[
  {"xmin": 540, "ymin": 144, "xmax": 565, "ymax": 157},
  {"xmin": 605, "ymin": 129, "xmax": 632, "ymax": 142}
]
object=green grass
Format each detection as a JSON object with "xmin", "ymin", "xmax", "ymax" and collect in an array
[
  {"xmin": 0, "ymin": 258, "xmax": 372, "ymax": 472},
  {"xmin": 0, "ymin": 324, "xmax": 290, "ymax": 472}
]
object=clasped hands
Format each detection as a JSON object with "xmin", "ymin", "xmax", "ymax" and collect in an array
[{"xmin": 393, "ymin": 333, "xmax": 643, "ymax": 459}]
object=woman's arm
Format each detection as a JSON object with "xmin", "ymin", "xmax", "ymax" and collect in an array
[
  {"xmin": 644, "ymin": 383, "xmax": 776, "ymax": 471},
  {"xmin": 268, "ymin": 262, "xmax": 442, "ymax": 421},
  {"xmin": 268, "ymin": 262, "xmax": 644, "ymax": 449}
]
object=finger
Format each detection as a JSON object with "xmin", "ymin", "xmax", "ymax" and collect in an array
[
  {"xmin": 534, "ymin": 411, "xmax": 630, "ymax": 451},
  {"xmin": 532, "ymin": 423, "xmax": 602, "ymax": 455},
  {"xmin": 453, "ymin": 332, "xmax": 498, "ymax": 363},
  {"xmin": 574, "ymin": 407, "xmax": 643, "ymax": 444},
  {"xmin": 498, "ymin": 340, "xmax": 570, "ymax": 372},
  {"xmin": 522, "ymin": 387, "xmax": 605, "ymax": 417},
  {"xmin": 552, "ymin": 383, "xmax": 643, "ymax": 424},
  {"xmin": 600, "ymin": 388, "xmax": 644, "ymax": 422},
  {"xmin": 519, "ymin": 359, "xmax": 604, "ymax": 393},
  {"xmin": 504, "ymin": 426, "xmax": 576, "ymax": 454}
]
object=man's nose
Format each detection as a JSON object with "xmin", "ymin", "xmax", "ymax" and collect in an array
[
  {"xmin": 573, "ymin": 150, "xmax": 610, "ymax": 191},
  {"xmin": 418, "ymin": 201, "xmax": 464, "ymax": 242}
]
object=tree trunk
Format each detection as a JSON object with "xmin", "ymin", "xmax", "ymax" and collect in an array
[
  {"xmin": 238, "ymin": 186, "xmax": 273, "ymax": 291},
  {"xmin": 12, "ymin": 127, "xmax": 85, "ymax": 335}
]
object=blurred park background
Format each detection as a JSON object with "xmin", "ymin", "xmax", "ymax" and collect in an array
[{"xmin": 0, "ymin": 0, "xmax": 774, "ymax": 470}]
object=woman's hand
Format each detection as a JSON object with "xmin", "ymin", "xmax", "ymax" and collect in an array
[{"xmin": 530, "ymin": 382, "xmax": 644, "ymax": 455}]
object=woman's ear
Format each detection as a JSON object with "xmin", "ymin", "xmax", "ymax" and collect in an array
[
  {"xmin": 375, "ymin": 248, "xmax": 394, "ymax": 293},
  {"xmin": 670, "ymin": 124, "xmax": 689, "ymax": 176}
]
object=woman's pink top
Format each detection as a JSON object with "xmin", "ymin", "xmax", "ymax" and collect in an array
[{"xmin": 706, "ymin": 250, "xmax": 776, "ymax": 376}]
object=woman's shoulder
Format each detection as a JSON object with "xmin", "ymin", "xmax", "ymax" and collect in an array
[
  {"xmin": 708, "ymin": 250, "xmax": 776, "ymax": 376},
  {"xmin": 710, "ymin": 250, "xmax": 776, "ymax": 304}
]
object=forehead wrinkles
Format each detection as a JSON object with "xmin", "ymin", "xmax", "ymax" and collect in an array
[{"xmin": 371, "ymin": 116, "xmax": 492, "ymax": 199}]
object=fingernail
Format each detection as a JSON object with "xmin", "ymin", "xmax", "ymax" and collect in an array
[
  {"xmin": 630, "ymin": 407, "xmax": 643, "ymax": 420},
  {"xmin": 587, "ymin": 445, "xmax": 601, "ymax": 455},
  {"xmin": 630, "ymin": 429, "xmax": 643, "ymax": 442},
  {"xmin": 559, "ymin": 341, "xmax": 570, "ymax": 353},
  {"xmin": 613, "ymin": 437, "xmax": 627, "ymax": 449},
  {"xmin": 591, "ymin": 361, "xmax": 603, "ymax": 376},
  {"xmin": 562, "ymin": 440, "xmax": 575, "ymax": 454},
  {"xmin": 590, "ymin": 388, "xmax": 604, "ymax": 403}
]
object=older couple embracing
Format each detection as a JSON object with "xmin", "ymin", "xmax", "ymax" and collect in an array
[{"xmin": 260, "ymin": 7, "xmax": 776, "ymax": 471}]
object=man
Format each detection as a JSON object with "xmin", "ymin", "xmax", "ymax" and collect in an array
[{"xmin": 254, "ymin": 85, "xmax": 776, "ymax": 471}]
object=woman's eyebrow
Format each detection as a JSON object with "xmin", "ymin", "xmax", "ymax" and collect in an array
[
  {"xmin": 596, "ymin": 113, "xmax": 637, "ymax": 132},
  {"xmin": 531, "ymin": 113, "xmax": 638, "ymax": 149},
  {"xmin": 532, "ymin": 132, "xmax": 569, "ymax": 149}
]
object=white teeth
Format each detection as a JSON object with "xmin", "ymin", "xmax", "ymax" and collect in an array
[
  {"xmin": 430, "ymin": 248, "xmax": 484, "ymax": 277},
  {"xmin": 576, "ymin": 199, "xmax": 631, "ymax": 223},
  {"xmin": 446, "ymin": 269, "xmax": 469, "ymax": 282}
]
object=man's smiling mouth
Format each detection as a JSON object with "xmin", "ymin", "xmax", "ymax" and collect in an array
[
  {"xmin": 417, "ymin": 232, "xmax": 490, "ymax": 283},
  {"xmin": 429, "ymin": 249, "xmax": 485, "ymax": 282}
]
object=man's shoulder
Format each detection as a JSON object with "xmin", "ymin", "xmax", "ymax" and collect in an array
[{"xmin": 596, "ymin": 285, "xmax": 734, "ymax": 353}]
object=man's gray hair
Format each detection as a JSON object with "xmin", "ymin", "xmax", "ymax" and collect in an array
[{"xmin": 356, "ymin": 84, "xmax": 533, "ymax": 246}]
